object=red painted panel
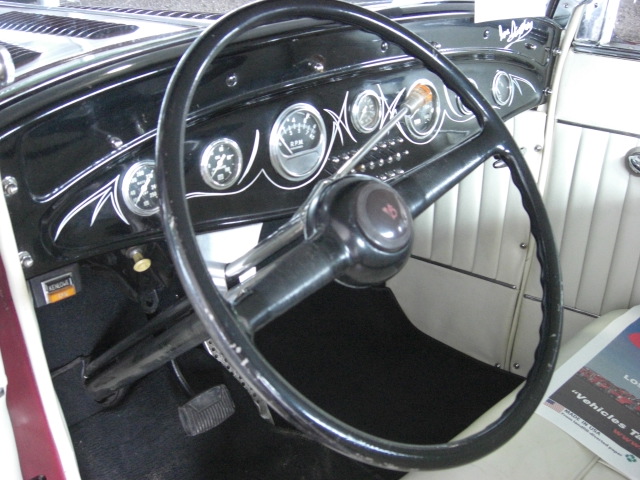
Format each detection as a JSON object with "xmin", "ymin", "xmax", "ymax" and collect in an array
[{"xmin": 0, "ymin": 258, "xmax": 66, "ymax": 480}]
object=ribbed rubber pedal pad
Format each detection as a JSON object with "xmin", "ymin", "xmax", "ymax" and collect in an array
[{"xmin": 178, "ymin": 384, "xmax": 235, "ymax": 436}]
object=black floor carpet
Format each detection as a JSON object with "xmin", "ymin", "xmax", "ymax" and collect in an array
[
  {"xmin": 41, "ymin": 270, "xmax": 402, "ymax": 479},
  {"xmin": 69, "ymin": 361, "xmax": 398, "ymax": 480},
  {"xmin": 41, "ymin": 272, "xmax": 522, "ymax": 478},
  {"xmin": 256, "ymin": 282, "xmax": 524, "ymax": 444}
]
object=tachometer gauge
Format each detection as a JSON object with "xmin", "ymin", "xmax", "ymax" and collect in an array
[
  {"xmin": 403, "ymin": 80, "xmax": 439, "ymax": 140},
  {"xmin": 269, "ymin": 103, "xmax": 327, "ymax": 182},
  {"xmin": 350, "ymin": 90, "xmax": 382, "ymax": 134},
  {"xmin": 200, "ymin": 137, "xmax": 243, "ymax": 190},
  {"xmin": 122, "ymin": 159, "xmax": 159, "ymax": 216}
]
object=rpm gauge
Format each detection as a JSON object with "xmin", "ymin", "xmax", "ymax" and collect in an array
[
  {"xmin": 200, "ymin": 137, "xmax": 243, "ymax": 190},
  {"xmin": 269, "ymin": 103, "xmax": 327, "ymax": 182},
  {"xmin": 122, "ymin": 159, "xmax": 159, "ymax": 216}
]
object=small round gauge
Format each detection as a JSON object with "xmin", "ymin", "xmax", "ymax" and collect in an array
[
  {"xmin": 403, "ymin": 79, "xmax": 439, "ymax": 140},
  {"xmin": 200, "ymin": 137, "xmax": 243, "ymax": 190},
  {"xmin": 121, "ymin": 160, "xmax": 159, "ymax": 216},
  {"xmin": 269, "ymin": 103, "xmax": 327, "ymax": 182},
  {"xmin": 350, "ymin": 90, "xmax": 383, "ymax": 134},
  {"xmin": 492, "ymin": 71, "xmax": 514, "ymax": 106}
]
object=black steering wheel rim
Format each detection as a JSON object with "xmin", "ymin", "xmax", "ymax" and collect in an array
[{"xmin": 156, "ymin": 0, "xmax": 562, "ymax": 471}]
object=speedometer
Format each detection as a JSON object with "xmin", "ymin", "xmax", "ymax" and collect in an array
[{"xmin": 269, "ymin": 103, "xmax": 327, "ymax": 182}]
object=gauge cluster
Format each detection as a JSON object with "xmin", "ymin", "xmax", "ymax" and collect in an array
[
  {"xmin": 0, "ymin": 7, "xmax": 559, "ymax": 279},
  {"xmin": 85, "ymin": 64, "xmax": 539, "ymax": 225},
  {"xmin": 39, "ymin": 56, "xmax": 538, "ymax": 273}
]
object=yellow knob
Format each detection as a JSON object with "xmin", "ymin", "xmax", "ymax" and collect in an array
[{"xmin": 130, "ymin": 250, "xmax": 151, "ymax": 273}]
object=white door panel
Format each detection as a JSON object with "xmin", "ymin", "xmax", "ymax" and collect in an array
[
  {"xmin": 390, "ymin": 110, "xmax": 545, "ymax": 364},
  {"xmin": 556, "ymin": 52, "xmax": 640, "ymax": 136},
  {"xmin": 389, "ymin": 260, "xmax": 519, "ymax": 366},
  {"xmin": 527, "ymin": 124, "xmax": 640, "ymax": 308},
  {"xmin": 511, "ymin": 50, "xmax": 640, "ymax": 373},
  {"xmin": 411, "ymin": 111, "xmax": 544, "ymax": 286},
  {"xmin": 392, "ymin": 51, "xmax": 640, "ymax": 370}
]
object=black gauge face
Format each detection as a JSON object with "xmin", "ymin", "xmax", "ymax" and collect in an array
[
  {"xmin": 404, "ymin": 80, "xmax": 439, "ymax": 140},
  {"xmin": 200, "ymin": 138, "xmax": 243, "ymax": 190},
  {"xmin": 122, "ymin": 160, "xmax": 159, "ymax": 216},
  {"xmin": 492, "ymin": 71, "xmax": 514, "ymax": 106},
  {"xmin": 350, "ymin": 90, "xmax": 382, "ymax": 134},
  {"xmin": 269, "ymin": 103, "xmax": 327, "ymax": 181}
]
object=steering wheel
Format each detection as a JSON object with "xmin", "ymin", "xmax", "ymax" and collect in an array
[{"xmin": 156, "ymin": 0, "xmax": 562, "ymax": 471}]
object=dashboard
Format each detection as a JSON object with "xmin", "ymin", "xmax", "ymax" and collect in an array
[{"xmin": 0, "ymin": 6, "xmax": 561, "ymax": 279}]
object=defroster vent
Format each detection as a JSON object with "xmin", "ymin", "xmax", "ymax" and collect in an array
[
  {"xmin": 0, "ymin": 11, "xmax": 138, "ymax": 39},
  {"xmin": 0, "ymin": 40, "xmax": 41, "ymax": 68}
]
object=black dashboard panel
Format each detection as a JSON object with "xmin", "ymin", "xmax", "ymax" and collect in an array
[{"xmin": 0, "ymin": 10, "xmax": 561, "ymax": 278}]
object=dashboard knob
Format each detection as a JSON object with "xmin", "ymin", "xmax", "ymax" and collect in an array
[
  {"xmin": 626, "ymin": 147, "xmax": 640, "ymax": 175},
  {"xmin": 128, "ymin": 247, "xmax": 151, "ymax": 273}
]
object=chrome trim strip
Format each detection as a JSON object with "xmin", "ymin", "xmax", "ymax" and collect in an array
[
  {"xmin": 573, "ymin": 44, "xmax": 640, "ymax": 63},
  {"xmin": 522, "ymin": 294, "xmax": 599, "ymax": 318},
  {"xmin": 557, "ymin": 119, "xmax": 640, "ymax": 140},
  {"xmin": 409, "ymin": 255, "xmax": 518, "ymax": 290}
]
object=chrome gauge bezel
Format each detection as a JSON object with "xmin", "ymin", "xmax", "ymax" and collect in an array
[
  {"xmin": 269, "ymin": 103, "xmax": 327, "ymax": 182},
  {"xmin": 492, "ymin": 71, "xmax": 514, "ymax": 107},
  {"xmin": 200, "ymin": 137, "xmax": 243, "ymax": 191},
  {"xmin": 456, "ymin": 78, "xmax": 477, "ymax": 116},
  {"xmin": 403, "ymin": 79, "xmax": 440, "ymax": 140},
  {"xmin": 121, "ymin": 159, "xmax": 160, "ymax": 217},
  {"xmin": 350, "ymin": 89, "xmax": 383, "ymax": 134}
]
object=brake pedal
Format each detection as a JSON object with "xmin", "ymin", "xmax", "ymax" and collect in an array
[{"xmin": 178, "ymin": 384, "xmax": 235, "ymax": 436}]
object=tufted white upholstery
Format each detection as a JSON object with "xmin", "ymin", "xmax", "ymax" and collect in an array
[
  {"xmin": 409, "ymin": 111, "xmax": 544, "ymax": 287},
  {"xmin": 511, "ymin": 51, "xmax": 640, "ymax": 373},
  {"xmin": 389, "ymin": 110, "xmax": 545, "ymax": 366}
]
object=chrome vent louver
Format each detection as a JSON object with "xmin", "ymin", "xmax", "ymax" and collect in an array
[
  {"xmin": 71, "ymin": 6, "xmax": 221, "ymax": 21},
  {"xmin": 0, "ymin": 11, "xmax": 138, "ymax": 39},
  {"xmin": 0, "ymin": 41, "xmax": 41, "ymax": 68}
]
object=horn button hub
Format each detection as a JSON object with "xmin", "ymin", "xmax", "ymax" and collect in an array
[
  {"xmin": 356, "ymin": 182, "xmax": 412, "ymax": 252},
  {"xmin": 310, "ymin": 177, "xmax": 413, "ymax": 287}
]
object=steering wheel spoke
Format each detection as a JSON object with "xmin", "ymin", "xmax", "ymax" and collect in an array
[
  {"xmin": 228, "ymin": 233, "xmax": 349, "ymax": 335},
  {"xmin": 396, "ymin": 128, "xmax": 504, "ymax": 219}
]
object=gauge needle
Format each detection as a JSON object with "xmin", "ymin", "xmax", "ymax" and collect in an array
[
  {"xmin": 136, "ymin": 175, "xmax": 152, "ymax": 204},
  {"xmin": 279, "ymin": 135, "xmax": 294, "ymax": 155},
  {"xmin": 211, "ymin": 154, "xmax": 227, "ymax": 176}
]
